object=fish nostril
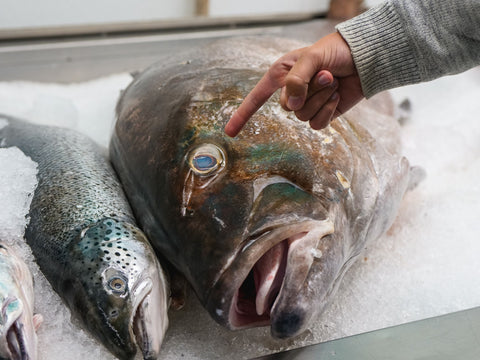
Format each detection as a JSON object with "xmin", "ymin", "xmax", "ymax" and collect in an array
[{"xmin": 109, "ymin": 309, "xmax": 119, "ymax": 319}]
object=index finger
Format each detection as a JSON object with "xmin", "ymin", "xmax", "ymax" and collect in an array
[{"xmin": 224, "ymin": 71, "xmax": 282, "ymax": 137}]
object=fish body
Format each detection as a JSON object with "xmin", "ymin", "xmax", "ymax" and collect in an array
[
  {"xmin": 0, "ymin": 242, "xmax": 41, "ymax": 360},
  {"xmin": 0, "ymin": 116, "xmax": 169, "ymax": 359},
  {"xmin": 110, "ymin": 38, "xmax": 413, "ymax": 338}
]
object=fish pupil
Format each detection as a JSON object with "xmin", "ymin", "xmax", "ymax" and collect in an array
[{"xmin": 108, "ymin": 277, "xmax": 126, "ymax": 293}]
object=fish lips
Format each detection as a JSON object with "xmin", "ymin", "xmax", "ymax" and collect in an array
[{"xmin": 205, "ymin": 218, "xmax": 335, "ymax": 339}]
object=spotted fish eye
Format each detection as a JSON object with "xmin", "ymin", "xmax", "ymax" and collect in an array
[
  {"xmin": 188, "ymin": 144, "xmax": 225, "ymax": 176},
  {"xmin": 108, "ymin": 276, "xmax": 127, "ymax": 294}
]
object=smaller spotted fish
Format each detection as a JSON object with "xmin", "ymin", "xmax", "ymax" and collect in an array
[
  {"xmin": 0, "ymin": 115, "xmax": 169, "ymax": 360},
  {"xmin": 0, "ymin": 242, "xmax": 42, "ymax": 360}
]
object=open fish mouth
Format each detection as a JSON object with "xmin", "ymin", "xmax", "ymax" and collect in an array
[
  {"xmin": 229, "ymin": 238, "xmax": 288, "ymax": 328},
  {"xmin": 224, "ymin": 219, "xmax": 335, "ymax": 336}
]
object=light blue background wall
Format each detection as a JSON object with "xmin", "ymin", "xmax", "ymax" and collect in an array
[{"xmin": 0, "ymin": 0, "xmax": 332, "ymax": 31}]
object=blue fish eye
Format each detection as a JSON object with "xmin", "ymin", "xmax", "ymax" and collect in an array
[
  {"xmin": 188, "ymin": 144, "xmax": 225, "ymax": 176},
  {"xmin": 193, "ymin": 155, "xmax": 218, "ymax": 171}
]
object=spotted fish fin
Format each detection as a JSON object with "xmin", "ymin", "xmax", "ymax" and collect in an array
[{"xmin": 33, "ymin": 314, "xmax": 43, "ymax": 331}]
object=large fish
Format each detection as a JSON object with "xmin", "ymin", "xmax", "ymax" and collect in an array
[
  {"xmin": 0, "ymin": 116, "xmax": 169, "ymax": 360},
  {"xmin": 110, "ymin": 38, "xmax": 417, "ymax": 339},
  {"xmin": 0, "ymin": 242, "xmax": 42, "ymax": 360}
]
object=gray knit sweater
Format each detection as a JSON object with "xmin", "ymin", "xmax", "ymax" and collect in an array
[{"xmin": 336, "ymin": 0, "xmax": 480, "ymax": 97}]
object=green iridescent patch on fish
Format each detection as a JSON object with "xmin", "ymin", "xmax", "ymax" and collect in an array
[
  {"xmin": 179, "ymin": 127, "xmax": 197, "ymax": 149},
  {"xmin": 245, "ymin": 144, "xmax": 308, "ymax": 170},
  {"xmin": 5, "ymin": 298, "xmax": 20, "ymax": 313},
  {"xmin": 258, "ymin": 182, "xmax": 314, "ymax": 206}
]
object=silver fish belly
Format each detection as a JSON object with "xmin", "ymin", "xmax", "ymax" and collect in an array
[
  {"xmin": 0, "ymin": 242, "xmax": 41, "ymax": 360},
  {"xmin": 110, "ymin": 37, "xmax": 415, "ymax": 340},
  {"xmin": 0, "ymin": 116, "xmax": 169, "ymax": 360}
]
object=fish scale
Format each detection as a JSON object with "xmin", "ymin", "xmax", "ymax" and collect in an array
[{"xmin": 0, "ymin": 116, "xmax": 169, "ymax": 360}]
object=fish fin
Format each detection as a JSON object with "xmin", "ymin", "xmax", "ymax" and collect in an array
[
  {"xmin": 33, "ymin": 314, "xmax": 43, "ymax": 331},
  {"xmin": 130, "ymin": 70, "xmax": 141, "ymax": 79},
  {"xmin": 169, "ymin": 268, "xmax": 188, "ymax": 311},
  {"xmin": 395, "ymin": 98, "xmax": 412, "ymax": 126},
  {"xmin": 407, "ymin": 165, "xmax": 426, "ymax": 191},
  {"xmin": 155, "ymin": 254, "xmax": 188, "ymax": 310}
]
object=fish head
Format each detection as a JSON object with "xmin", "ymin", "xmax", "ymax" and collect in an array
[
  {"xmin": 63, "ymin": 218, "xmax": 169, "ymax": 360},
  {"xmin": 0, "ymin": 243, "xmax": 39, "ymax": 360},
  {"xmin": 113, "ymin": 66, "xmax": 357, "ymax": 339}
]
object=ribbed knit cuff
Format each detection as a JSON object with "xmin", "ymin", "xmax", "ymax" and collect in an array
[{"xmin": 336, "ymin": 1, "xmax": 421, "ymax": 98}]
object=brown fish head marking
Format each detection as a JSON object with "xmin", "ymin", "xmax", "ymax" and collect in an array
[{"xmin": 112, "ymin": 63, "xmax": 366, "ymax": 339}]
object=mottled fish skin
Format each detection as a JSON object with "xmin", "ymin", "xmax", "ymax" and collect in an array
[
  {"xmin": 110, "ymin": 38, "xmax": 412, "ymax": 339},
  {"xmin": 0, "ymin": 116, "xmax": 169, "ymax": 360},
  {"xmin": 0, "ymin": 242, "xmax": 41, "ymax": 360}
]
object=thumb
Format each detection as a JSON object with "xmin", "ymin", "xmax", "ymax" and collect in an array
[{"xmin": 284, "ymin": 51, "xmax": 320, "ymax": 111}]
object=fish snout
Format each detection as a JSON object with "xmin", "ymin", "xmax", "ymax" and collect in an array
[
  {"xmin": 0, "ymin": 244, "xmax": 39, "ymax": 360},
  {"xmin": 131, "ymin": 273, "xmax": 169, "ymax": 360},
  {"xmin": 212, "ymin": 218, "xmax": 335, "ymax": 337},
  {"xmin": 269, "ymin": 230, "xmax": 346, "ymax": 339},
  {"xmin": 270, "ymin": 309, "xmax": 307, "ymax": 339},
  {"xmin": 0, "ymin": 302, "xmax": 38, "ymax": 360}
]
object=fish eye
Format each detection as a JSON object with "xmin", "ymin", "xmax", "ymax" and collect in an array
[
  {"xmin": 188, "ymin": 144, "xmax": 225, "ymax": 176},
  {"xmin": 108, "ymin": 276, "xmax": 127, "ymax": 294}
]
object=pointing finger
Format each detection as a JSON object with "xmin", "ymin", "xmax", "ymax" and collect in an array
[
  {"xmin": 224, "ymin": 72, "xmax": 280, "ymax": 137},
  {"xmin": 225, "ymin": 50, "xmax": 302, "ymax": 137}
]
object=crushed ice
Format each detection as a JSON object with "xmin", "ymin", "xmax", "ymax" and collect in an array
[{"xmin": 0, "ymin": 67, "xmax": 479, "ymax": 359}]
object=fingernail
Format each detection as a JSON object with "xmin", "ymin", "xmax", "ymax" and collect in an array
[
  {"xmin": 330, "ymin": 92, "xmax": 339, "ymax": 101},
  {"xmin": 287, "ymin": 96, "xmax": 303, "ymax": 110},
  {"xmin": 317, "ymin": 73, "xmax": 331, "ymax": 86}
]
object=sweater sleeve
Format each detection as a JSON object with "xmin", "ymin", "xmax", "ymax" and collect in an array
[{"xmin": 336, "ymin": 0, "xmax": 480, "ymax": 98}]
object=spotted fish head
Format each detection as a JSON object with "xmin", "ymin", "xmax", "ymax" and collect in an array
[
  {"xmin": 112, "ymin": 64, "xmax": 362, "ymax": 340},
  {"xmin": 62, "ymin": 218, "xmax": 169, "ymax": 360},
  {"xmin": 0, "ymin": 243, "xmax": 41, "ymax": 360}
]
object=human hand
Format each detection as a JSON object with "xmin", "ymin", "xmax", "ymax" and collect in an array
[{"xmin": 225, "ymin": 32, "xmax": 364, "ymax": 137}]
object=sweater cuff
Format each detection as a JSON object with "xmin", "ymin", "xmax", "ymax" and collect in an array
[{"xmin": 336, "ymin": 1, "xmax": 421, "ymax": 98}]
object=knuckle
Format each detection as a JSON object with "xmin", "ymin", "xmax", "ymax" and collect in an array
[
  {"xmin": 294, "ymin": 110, "xmax": 310, "ymax": 121},
  {"xmin": 285, "ymin": 73, "xmax": 308, "ymax": 95},
  {"xmin": 309, "ymin": 115, "xmax": 329, "ymax": 130}
]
